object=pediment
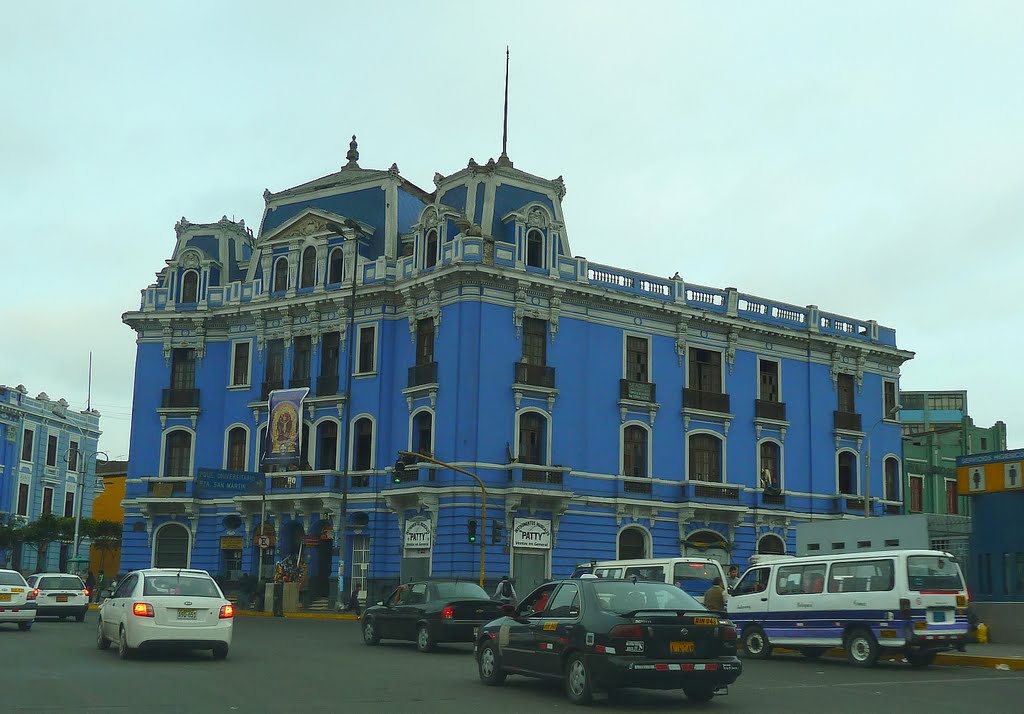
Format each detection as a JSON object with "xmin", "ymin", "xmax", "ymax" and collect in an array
[{"xmin": 257, "ymin": 209, "xmax": 374, "ymax": 246}]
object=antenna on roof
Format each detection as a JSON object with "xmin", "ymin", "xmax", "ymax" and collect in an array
[
  {"xmin": 498, "ymin": 47, "xmax": 512, "ymax": 168},
  {"xmin": 86, "ymin": 351, "xmax": 92, "ymax": 412}
]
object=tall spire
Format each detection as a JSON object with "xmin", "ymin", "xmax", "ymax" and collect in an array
[{"xmin": 498, "ymin": 47, "xmax": 513, "ymax": 167}]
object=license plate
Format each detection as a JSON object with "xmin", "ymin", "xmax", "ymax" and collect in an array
[
  {"xmin": 693, "ymin": 617, "xmax": 719, "ymax": 626},
  {"xmin": 56, "ymin": 596, "xmax": 69, "ymax": 603},
  {"xmin": 0, "ymin": 594, "xmax": 10, "ymax": 602},
  {"xmin": 933, "ymin": 611, "xmax": 946, "ymax": 623},
  {"xmin": 670, "ymin": 641, "xmax": 695, "ymax": 654},
  {"xmin": 177, "ymin": 609, "xmax": 198, "ymax": 620}
]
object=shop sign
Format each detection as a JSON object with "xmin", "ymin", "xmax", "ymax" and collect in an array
[
  {"xmin": 512, "ymin": 518, "xmax": 552, "ymax": 549},
  {"xmin": 404, "ymin": 520, "xmax": 432, "ymax": 550},
  {"xmin": 220, "ymin": 536, "xmax": 244, "ymax": 550}
]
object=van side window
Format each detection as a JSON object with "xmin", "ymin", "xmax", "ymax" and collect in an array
[
  {"xmin": 733, "ymin": 567, "xmax": 770, "ymax": 596},
  {"xmin": 827, "ymin": 559, "xmax": 895, "ymax": 593},
  {"xmin": 624, "ymin": 566, "xmax": 664, "ymax": 582},
  {"xmin": 775, "ymin": 564, "xmax": 826, "ymax": 595}
]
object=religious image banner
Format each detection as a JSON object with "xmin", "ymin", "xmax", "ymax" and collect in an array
[{"xmin": 262, "ymin": 387, "xmax": 309, "ymax": 468}]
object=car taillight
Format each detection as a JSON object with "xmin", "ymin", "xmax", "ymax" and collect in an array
[
  {"xmin": 609, "ymin": 624, "xmax": 645, "ymax": 639},
  {"xmin": 132, "ymin": 602, "xmax": 155, "ymax": 617},
  {"xmin": 219, "ymin": 604, "xmax": 234, "ymax": 619},
  {"xmin": 83, "ymin": 589, "xmax": 90, "ymax": 598},
  {"xmin": 441, "ymin": 606, "xmax": 454, "ymax": 620},
  {"xmin": 720, "ymin": 625, "xmax": 738, "ymax": 641},
  {"xmin": 899, "ymin": 597, "xmax": 912, "ymax": 620},
  {"xmin": 28, "ymin": 588, "xmax": 39, "ymax": 601}
]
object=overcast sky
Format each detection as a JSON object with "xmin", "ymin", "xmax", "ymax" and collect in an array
[{"xmin": 2, "ymin": 1, "xmax": 1021, "ymax": 460}]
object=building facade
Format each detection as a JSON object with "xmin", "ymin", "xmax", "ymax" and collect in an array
[
  {"xmin": 120, "ymin": 140, "xmax": 912, "ymax": 604},
  {"xmin": 0, "ymin": 384, "xmax": 101, "ymax": 572},
  {"xmin": 89, "ymin": 460, "xmax": 127, "ymax": 578}
]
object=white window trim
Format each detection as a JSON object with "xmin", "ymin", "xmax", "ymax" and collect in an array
[
  {"xmin": 63, "ymin": 487, "xmax": 75, "ymax": 518},
  {"xmin": 313, "ymin": 416, "xmax": 341, "ymax": 470},
  {"xmin": 524, "ymin": 227, "xmax": 547, "ymax": 269},
  {"xmin": 45, "ymin": 432, "xmax": 59, "ymax": 467},
  {"xmin": 222, "ymin": 423, "xmax": 251, "ymax": 472},
  {"xmin": 272, "ymin": 256, "xmax": 289, "ymax": 292},
  {"xmin": 66, "ymin": 439, "xmax": 79, "ymax": 472},
  {"xmin": 159, "ymin": 426, "xmax": 196, "ymax": 478},
  {"xmin": 299, "ymin": 243, "xmax": 319, "ymax": 289},
  {"xmin": 422, "ymin": 228, "xmax": 440, "ymax": 268},
  {"xmin": 355, "ymin": 324, "xmax": 379, "ymax": 375},
  {"xmin": 756, "ymin": 437, "xmax": 784, "ymax": 491},
  {"xmin": 882, "ymin": 453, "xmax": 902, "ymax": 501},
  {"xmin": 836, "ymin": 448, "xmax": 860, "ymax": 496},
  {"xmin": 685, "ymin": 345, "xmax": 726, "ymax": 391},
  {"xmin": 756, "ymin": 533, "xmax": 787, "ymax": 555},
  {"xmin": 686, "ymin": 428, "xmax": 728, "ymax": 483},
  {"xmin": 151, "ymin": 521, "xmax": 193, "ymax": 569},
  {"xmin": 909, "ymin": 474, "xmax": 924, "ymax": 512},
  {"xmin": 16, "ymin": 481, "xmax": 31, "ymax": 516},
  {"xmin": 180, "ymin": 269, "xmax": 200, "ymax": 302},
  {"xmin": 756, "ymin": 356, "xmax": 783, "ymax": 402},
  {"xmin": 327, "ymin": 246, "xmax": 345, "ymax": 284},
  {"xmin": 619, "ymin": 420, "xmax": 652, "ymax": 478},
  {"xmin": 409, "ymin": 407, "xmax": 436, "ymax": 456},
  {"xmin": 615, "ymin": 524, "xmax": 652, "ymax": 559},
  {"xmin": 229, "ymin": 340, "xmax": 253, "ymax": 388},
  {"xmin": 41, "ymin": 486, "xmax": 54, "ymax": 516},
  {"xmin": 20, "ymin": 428, "xmax": 33, "ymax": 463},
  {"xmin": 621, "ymin": 332, "xmax": 652, "ymax": 382},
  {"xmin": 883, "ymin": 379, "xmax": 899, "ymax": 421},
  {"xmin": 348, "ymin": 413, "xmax": 377, "ymax": 471},
  {"xmin": 513, "ymin": 407, "xmax": 552, "ymax": 465}
]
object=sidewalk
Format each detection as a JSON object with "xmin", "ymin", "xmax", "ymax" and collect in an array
[{"xmin": 935, "ymin": 643, "xmax": 1024, "ymax": 670}]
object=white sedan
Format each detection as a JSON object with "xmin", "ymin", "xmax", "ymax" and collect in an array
[
  {"xmin": 0, "ymin": 569, "xmax": 35, "ymax": 631},
  {"xmin": 97, "ymin": 568, "xmax": 234, "ymax": 659}
]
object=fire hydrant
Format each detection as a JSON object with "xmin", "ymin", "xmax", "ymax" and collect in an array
[{"xmin": 976, "ymin": 622, "xmax": 989, "ymax": 644}]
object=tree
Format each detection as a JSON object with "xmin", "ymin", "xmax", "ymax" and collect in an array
[
  {"xmin": 88, "ymin": 520, "xmax": 123, "ymax": 573},
  {"xmin": 0, "ymin": 516, "xmax": 24, "ymax": 567},
  {"xmin": 20, "ymin": 514, "xmax": 60, "ymax": 569}
]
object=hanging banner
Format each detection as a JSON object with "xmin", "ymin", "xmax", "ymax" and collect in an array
[{"xmin": 262, "ymin": 388, "xmax": 309, "ymax": 467}]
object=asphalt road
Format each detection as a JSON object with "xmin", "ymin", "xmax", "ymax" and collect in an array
[{"xmin": 3, "ymin": 613, "xmax": 1023, "ymax": 713}]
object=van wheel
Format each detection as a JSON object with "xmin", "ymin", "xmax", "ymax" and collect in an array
[
  {"xmin": 907, "ymin": 650, "xmax": 936, "ymax": 668},
  {"xmin": 799, "ymin": 647, "xmax": 826, "ymax": 660},
  {"xmin": 742, "ymin": 625, "xmax": 772, "ymax": 659},
  {"xmin": 18, "ymin": 621, "xmax": 32, "ymax": 632},
  {"xmin": 845, "ymin": 628, "xmax": 879, "ymax": 668},
  {"xmin": 684, "ymin": 684, "xmax": 716, "ymax": 703}
]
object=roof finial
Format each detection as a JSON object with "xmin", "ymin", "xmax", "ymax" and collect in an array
[
  {"xmin": 497, "ymin": 47, "xmax": 513, "ymax": 168},
  {"xmin": 344, "ymin": 134, "xmax": 360, "ymax": 169}
]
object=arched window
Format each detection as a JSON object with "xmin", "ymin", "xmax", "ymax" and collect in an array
[
  {"xmin": 526, "ymin": 229, "xmax": 544, "ymax": 268},
  {"xmin": 884, "ymin": 457, "xmax": 900, "ymax": 501},
  {"xmin": 623, "ymin": 425, "xmax": 647, "ymax": 477},
  {"xmin": 181, "ymin": 270, "xmax": 199, "ymax": 303},
  {"xmin": 838, "ymin": 451, "xmax": 857, "ymax": 495},
  {"xmin": 758, "ymin": 534, "xmax": 786, "ymax": 555},
  {"xmin": 617, "ymin": 527, "xmax": 649, "ymax": 559},
  {"xmin": 353, "ymin": 418, "xmax": 373, "ymax": 471},
  {"xmin": 154, "ymin": 523, "xmax": 189, "ymax": 568},
  {"xmin": 226, "ymin": 427, "xmax": 247, "ymax": 471},
  {"xmin": 689, "ymin": 434, "xmax": 722, "ymax": 482},
  {"xmin": 299, "ymin": 246, "xmax": 317, "ymax": 288},
  {"xmin": 163, "ymin": 430, "xmax": 192, "ymax": 478},
  {"xmin": 518, "ymin": 412, "xmax": 547, "ymax": 465},
  {"xmin": 273, "ymin": 257, "xmax": 288, "ymax": 292},
  {"xmin": 424, "ymin": 229, "xmax": 438, "ymax": 268},
  {"xmin": 759, "ymin": 441, "xmax": 780, "ymax": 488},
  {"xmin": 328, "ymin": 247, "xmax": 344, "ymax": 284},
  {"xmin": 413, "ymin": 412, "xmax": 433, "ymax": 457},
  {"xmin": 316, "ymin": 421, "xmax": 338, "ymax": 470}
]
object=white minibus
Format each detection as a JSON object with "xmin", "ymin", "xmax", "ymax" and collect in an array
[
  {"xmin": 591, "ymin": 557, "xmax": 727, "ymax": 604},
  {"xmin": 727, "ymin": 549, "xmax": 968, "ymax": 668}
]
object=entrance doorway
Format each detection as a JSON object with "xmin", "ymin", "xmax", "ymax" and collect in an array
[
  {"xmin": 512, "ymin": 550, "xmax": 548, "ymax": 596},
  {"xmin": 154, "ymin": 523, "xmax": 189, "ymax": 568},
  {"xmin": 617, "ymin": 527, "xmax": 649, "ymax": 560},
  {"xmin": 400, "ymin": 556, "xmax": 430, "ymax": 583}
]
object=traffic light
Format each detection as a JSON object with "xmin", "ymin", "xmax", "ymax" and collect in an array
[
  {"xmin": 467, "ymin": 519, "xmax": 478, "ymax": 543},
  {"xmin": 393, "ymin": 453, "xmax": 418, "ymax": 484},
  {"xmin": 491, "ymin": 519, "xmax": 503, "ymax": 544}
]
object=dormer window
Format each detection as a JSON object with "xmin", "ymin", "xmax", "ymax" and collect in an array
[
  {"xmin": 425, "ymin": 230, "xmax": 438, "ymax": 268},
  {"xmin": 181, "ymin": 270, "xmax": 199, "ymax": 303},
  {"xmin": 526, "ymin": 229, "xmax": 544, "ymax": 268},
  {"xmin": 272, "ymin": 257, "xmax": 288, "ymax": 292},
  {"xmin": 299, "ymin": 246, "xmax": 317, "ymax": 289},
  {"xmin": 328, "ymin": 247, "xmax": 344, "ymax": 284}
]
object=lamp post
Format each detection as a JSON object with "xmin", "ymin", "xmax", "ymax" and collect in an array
[
  {"xmin": 65, "ymin": 446, "xmax": 108, "ymax": 574},
  {"xmin": 863, "ymin": 404, "xmax": 901, "ymax": 518}
]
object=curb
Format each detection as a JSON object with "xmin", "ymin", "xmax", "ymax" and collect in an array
[{"xmin": 753, "ymin": 645, "xmax": 1024, "ymax": 671}]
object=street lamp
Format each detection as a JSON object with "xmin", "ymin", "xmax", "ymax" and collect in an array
[
  {"xmin": 863, "ymin": 404, "xmax": 901, "ymax": 518},
  {"xmin": 64, "ymin": 446, "xmax": 108, "ymax": 574}
]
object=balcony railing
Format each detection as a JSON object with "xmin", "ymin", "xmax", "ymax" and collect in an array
[
  {"xmin": 514, "ymin": 362, "xmax": 555, "ymax": 388},
  {"xmin": 147, "ymin": 479, "xmax": 188, "ymax": 496},
  {"xmin": 316, "ymin": 374, "xmax": 339, "ymax": 396},
  {"xmin": 762, "ymin": 491, "xmax": 786, "ymax": 505},
  {"xmin": 622, "ymin": 477, "xmax": 652, "ymax": 494},
  {"xmin": 884, "ymin": 503, "xmax": 902, "ymax": 515},
  {"xmin": 261, "ymin": 379, "xmax": 284, "ymax": 401},
  {"xmin": 835, "ymin": 495, "xmax": 865, "ymax": 512},
  {"xmin": 834, "ymin": 410, "xmax": 862, "ymax": 431},
  {"xmin": 755, "ymin": 399, "xmax": 786, "ymax": 421},
  {"xmin": 408, "ymin": 361, "xmax": 438, "ymax": 388},
  {"xmin": 161, "ymin": 388, "xmax": 200, "ymax": 409},
  {"xmin": 691, "ymin": 483, "xmax": 741, "ymax": 500},
  {"xmin": 683, "ymin": 388, "xmax": 730, "ymax": 414},
  {"xmin": 620, "ymin": 379, "xmax": 656, "ymax": 402},
  {"xmin": 289, "ymin": 376, "xmax": 310, "ymax": 390},
  {"xmin": 521, "ymin": 467, "xmax": 563, "ymax": 485}
]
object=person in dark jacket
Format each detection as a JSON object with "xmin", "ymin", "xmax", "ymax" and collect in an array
[
  {"xmin": 342, "ymin": 584, "xmax": 362, "ymax": 615},
  {"xmin": 704, "ymin": 578, "xmax": 727, "ymax": 611},
  {"xmin": 85, "ymin": 571, "xmax": 96, "ymax": 599}
]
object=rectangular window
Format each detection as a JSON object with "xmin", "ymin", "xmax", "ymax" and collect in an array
[
  {"xmin": 837, "ymin": 373, "xmax": 856, "ymax": 413},
  {"xmin": 827, "ymin": 559, "xmax": 895, "ymax": 593},
  {"xmin": 320, "ymin": 332, "xmax": 340, "ymax": 377},
  {"xmin": 626, "ymin": 336, "xmax": 649, "ymax": 383},
  {"xmin": 775, "ymin": 563, "xmax": 827, "ymax": 595},
  {"xmin": 522, "ymin": 317, "xmax": 547, "ymax": 366},
  {"xmin": 884, "ymin": 381, "xmax": 897, "ymax": 417},
  {"xmin": 357, "ymin": 325, "xmax": 377, "ymax": 373},
  {"xmin": 900, "ymin": 393, "xmax": 924, "ymax": 410},
  {"xmin": 908, "ymin": 554, "xmax": 963, "ymax": 592},
  {"xmin": 416, "ymin": 319, "xmax": 435, "ymax": 365},
  {"xmin": 981, "ymin": 437, "xmax": 988, "ymax": 451},
  {"xmin": 292, "ymin": 336, "xmax": 312, "ymax": 381},
  {"xmin": 21, "ymin": 429, "xmax": 33, "ymax": 462},
  {"xmin": 910, "ymin": 476, "xmax": 923, "ymax": 512},
  {"xmin": 231, "ymin": 341, "xmax": 251, "ymax": 386},
  {"xmin": 688, "ymin": 348, "xmax": 722, "ymax": 393},
  {"xmin": 42, "ymin": 487, "xmax": 54, "ymax": 516},
  {"xmin": 945, "ymin": 480, "xmax": 958, "ymax": 515},
  {"xmin": 64, "ymin": 491, "xmax": 75, "ymax": 518},
  {"xmin": 884, "ymin": 538, "xmax": 900, "ymax": 547},
  {"xmin": 46, "ymin": 434, "xmax": 58, "ymax": 467},
  {"xmin": 265, "ymin": 339, "xmax": 285, "ymax": 384},
  {"xmin": 67, "ymin": 440, "xmax": 79, "ymax": 472},
  {"xmin": 170, "ymin": 348, "xmax": 197, "ymax": 390},
  {"xmin": 759, "ymin": 360, "xmax": 780, "ymax": 402},
  {"xmin": 17, "ymin": 483, "xmax": 29, "ymax": 516}
]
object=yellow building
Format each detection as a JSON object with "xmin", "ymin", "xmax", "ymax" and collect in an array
[{"xmin": 89, "ymin": 460, "xmax": 127, "ymax": 578}]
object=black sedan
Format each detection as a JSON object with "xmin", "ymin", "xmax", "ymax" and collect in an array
[
  {"xmin": 362, "ymin": 580, "xmax": 506, "ymax": 653},
  {"xmin": 474, "ymin": 577, "xmax": 742, "ymax": 704}
]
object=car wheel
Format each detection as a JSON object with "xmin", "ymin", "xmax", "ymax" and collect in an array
[
  {"xmin": 799, "ymin": 647, "xmax": 826, "ymax": 660},
  {"xmin": 362, "ymin": 618, "xmax": 381, "ymax": 646},
  {"xmin": 684, "ymin": 684, "xmax": 716, "ymax": 703},
  {"xmin": 96, "ymin": 619, "xmax": 111, "ymax": 650},
  {"xmin": 76, "ymin": 613, "xmax": 86, "ymax": 623},
  {"xmin": 907, "ymin": 650, "xmax": 936, "ymax": 669},
  {"xmin": 18, "ymin": 621, "xmax": 32, "ymax": 632},
  {"xmin": 564, "ymin": 653, "xmax": 594, "ymax": 705},
  {"xmin": 416, "ymin": 624, "xmax": 436, "ymax": 653},
  {"xmin": 742, "ymin": 625, "xmax": 771, "ymax": 659},
  {"xmin": 477, "ymin": 642, "xmax": 507, "ymax": 686},
  {"xmin": 845, "ymin": 627, "xmax": 879, "ymax": 668},
  {"xmin": 212, "ymin": 644, "xmax": 229, "ymax": 660},
  {"xmin": 118, "ymin": 626, "xmax": 134, "ymax": 660}
]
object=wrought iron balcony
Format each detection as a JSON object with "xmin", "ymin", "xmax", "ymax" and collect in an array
[
  {"xmin": 620, "ymin": 379, "xmax": 656, "ymax": 402},
  {"xmin": 408, "ymin": 361, "xmax": 438, "ymax": 388},
  {"xmin": 316, "ymin": 374, "xmax": 339, "ymax": 396},
  {"xmin": 622, "ymin": 477, "xmax": 652, "ymax": 494},
  {"xmin": 261, "ymin": 379, "xmax": 284, "ymax": 401},
  {"xmin": 514, "ymin": 362, "xmax": 555, "ymax": 388},
  {"xmin": 289, "ymin": 376, "xmax": 310, "ymax": 390},
  {"xmin": 521, "ymin": 467, "xmax": 563, "ymax": 485},
  {"xmin": 762, "ymin": 491, "xmax": 786, "ymax": 506},
  {"xmin": 834, "ymin": 410, "xmax": 862, "ymax": 431},
  {"xmin": 755, "ymin": 399, "xmax": 786, "ymax": 421},
  {"xmin": 683, "ymin": 388, "xmax": 730, "ymax": 414},
  {"xmin": 161, "ymin": 388, "xmax": 200, "ymax": 409},
  {"xmin": 691, "ymin": 482, "xmax": 741, "ymax": 501}
]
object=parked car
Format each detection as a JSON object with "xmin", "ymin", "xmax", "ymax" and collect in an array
[
  {"xmin": 26, "ymin": 573, "xmax": 89, "ymax": 621},
  {"xmin": 96, "ymin": 568, "xmax": 234, "ymax": 660},
  {"xmin": 0, "ymin": 569, "xmax": 35, "ymax": 631},
  {"xmin": 362, "ymin": 580, "xmax": 506, "ymax": 652},
  {"xmin": 475, "ymin": 577, "xmax": 742, "ymax": 704}
]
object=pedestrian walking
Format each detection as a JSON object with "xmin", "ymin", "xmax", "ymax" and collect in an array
[
  {"xmin": 494, "ymin": 575, "xmax": 517, "ymax": 605},
  {"xmin": 95, "ymin": 570, "xmax": 107, "ymax": 603},
  {"xmin": 704, "ymin": 577, "xmax": 727, "ymax": 612},
  {"xmin": 85, "ymin": 571, "xmax": 96, "ymax": 600}
]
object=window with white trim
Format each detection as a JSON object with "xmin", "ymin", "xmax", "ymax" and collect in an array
[
  {"xmin": 838, "ymin": 451, "xmax": 857, "ymax": 495},
  {"xmin": 328, "ymin": 247, "xmax": 344, "ymax": 284},
  {"xmin": 689, "ymin": 433, "xmax": 723, "ymax": 482},
  {"xmin": 424, "ymin": 229, "xmax": 438, "ymax": 268},
  {"xmin": 181, "ymin": 270, "xmax": 199, "ymax": 303},
  {"xmin": 526, "ymin": 229, "xmax": 544, "ymax": 268},
  {"xmin": 299, "ymin": 246, "xmax": 317, "ymax": 289},
  {"xmin": 910, "ymin": 475, "xmax": 923, "ymax": 512},
  {"xmin": 353, "ymin": 418, "xmax": 373, "ymax": 471},
  {"xmin": 231, "ymin": 341, "xmax": 251, "ymax": 387},
  {"xmin": 21, "ymin": 429, "xmax": 33, "ymax": 462},
  {"xmin": 357, "ymin": 325, "xmax": 377, "ymax": 374},
  {"xmin": 884, "ymin": 457, "xmax": 900, "ymax": 501},
  {"xmin": 227, "ymin": 427, "xmax": 247, "ymax": 471},
  {"xmin": 164, "ymin": 431, "xmax": 192, "ymax": 478},
  {"xmin": 623, "ymin": 425, "xmax": 648, "ymax": 477},
  {"xmin": 518, "ymin": 412, "xmax": 546, "ymax": 465},
  {"xmin": 46, "ymin": 434, "xmax": 58, "ymax": 467},
  {"xmin": 272, "ymin": 257, "xmax": 288, "ymax": 292}
]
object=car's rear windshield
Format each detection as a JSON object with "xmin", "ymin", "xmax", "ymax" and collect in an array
[
  {"xmin": 143, "ymin": 576, "xmax": 222, "ymax": 598},
  {"xmin": 907, "ymin": 555, "xmax": 963, "ymax": 592},
  {"xmin": 673, "ymin": 563, "xmax": 720, "ymax": 598},
  {"xmin": 0, "ymin": 572, "xmax": 27, "ymax": 586},
  {"xmin": 39, "ymin": 576, "xmax": 84, "ymax": 590},
  {"xmin": 430, "ymin": 582, "xmax": 488, "ymax": 600},
  {"xmin": 593, "ymin": 581, "xmax": 704, "ymax": 614}
]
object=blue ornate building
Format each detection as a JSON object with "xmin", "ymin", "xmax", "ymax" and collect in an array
[
  {"xmin": 120, "ymin": 139, "xmax": 912, "ymax": 605},
  {"xmin": 0, "ymin": 384, "xmax": 101, "ymax": 573}
]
